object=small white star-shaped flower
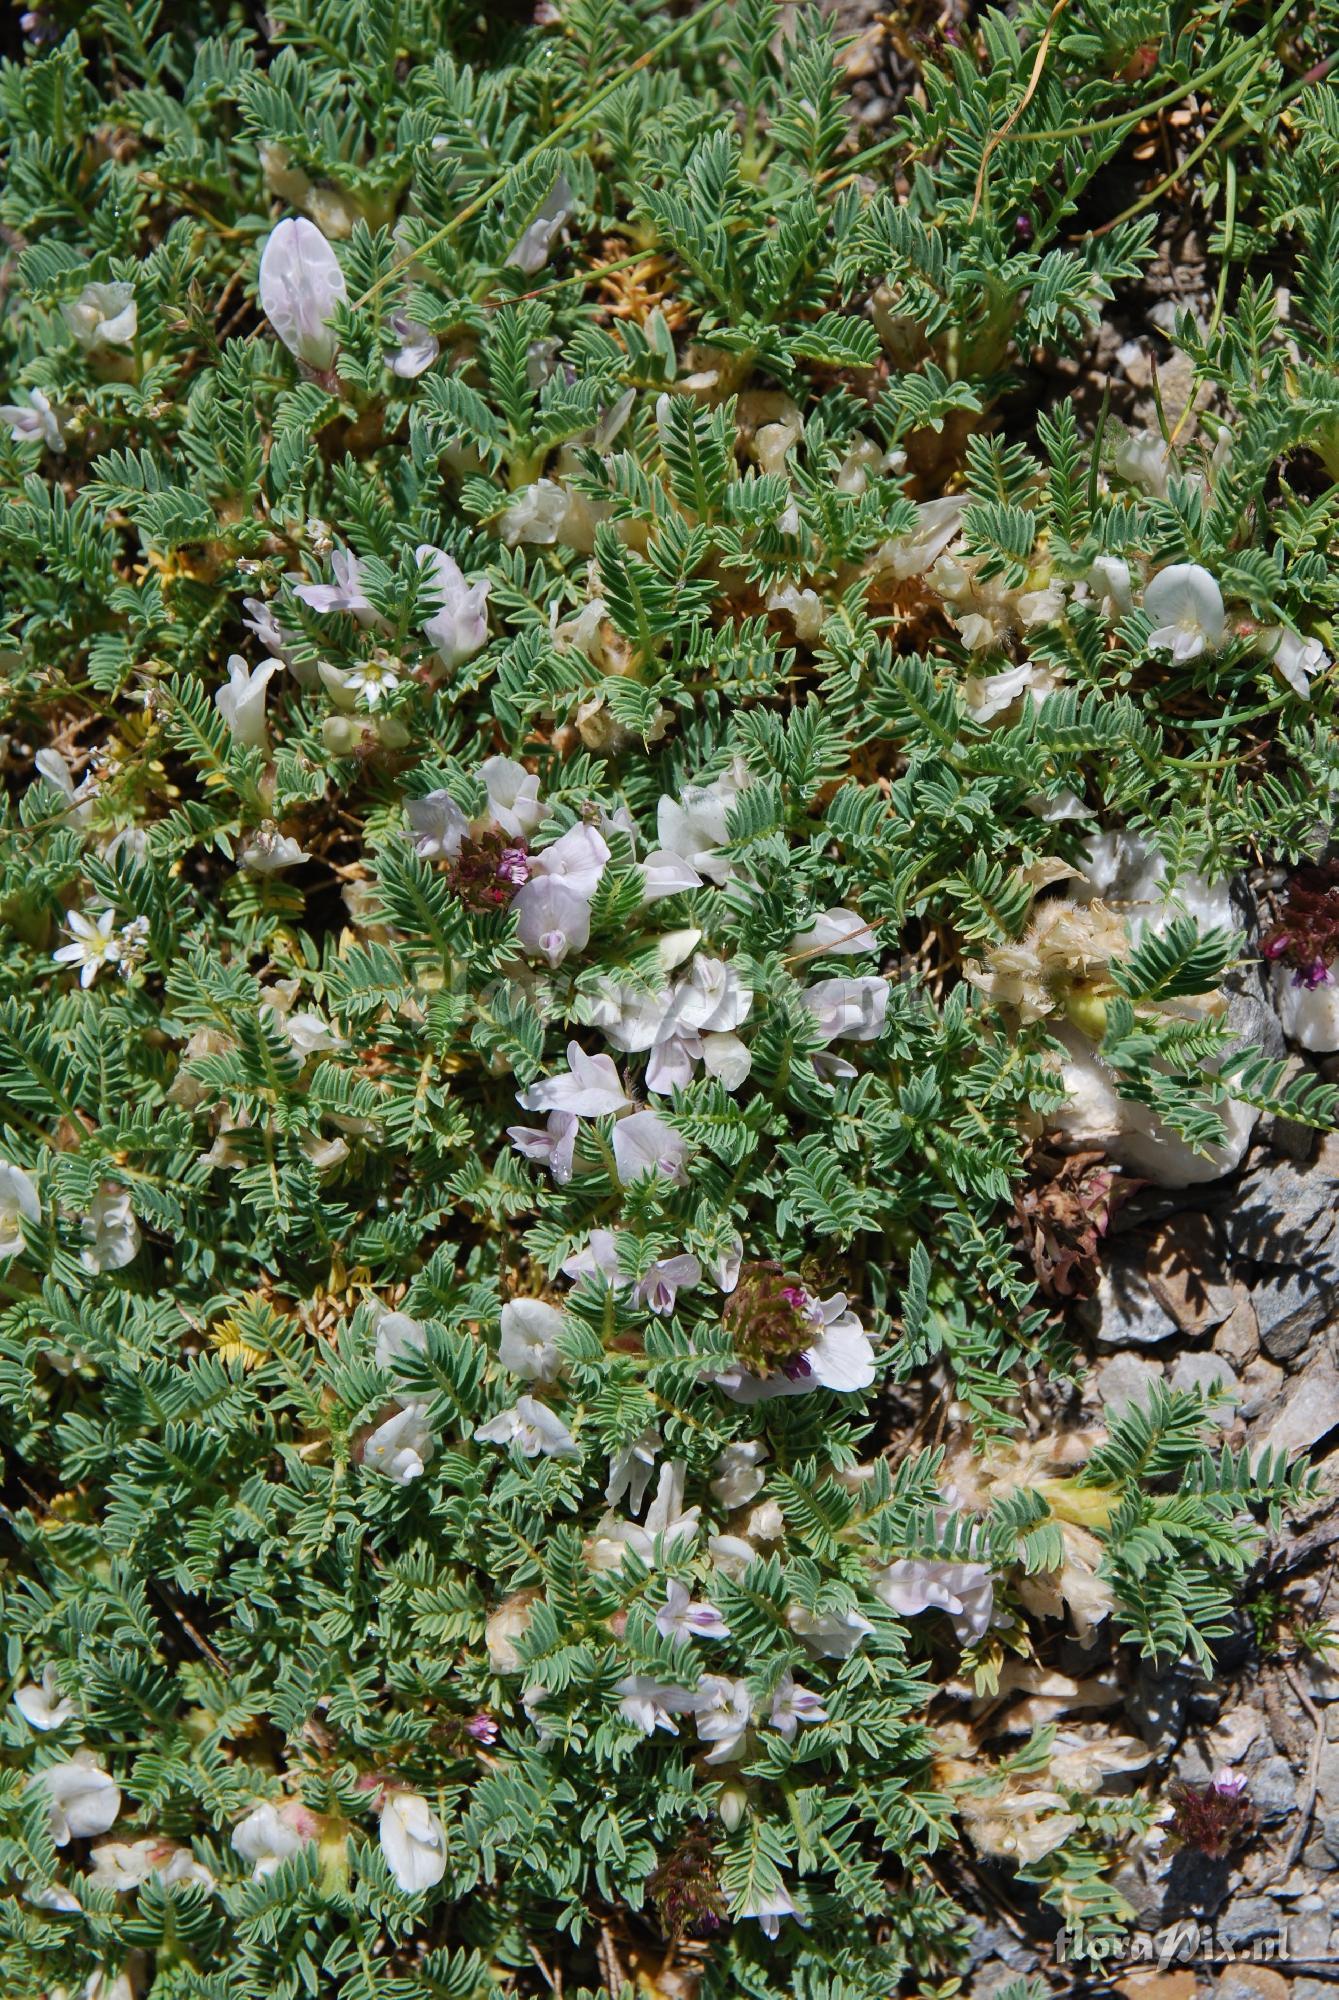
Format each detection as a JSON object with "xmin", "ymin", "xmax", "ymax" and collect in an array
[{"xmin": 52, "ymin": 909, "xmax": 122, "ymax": 987}]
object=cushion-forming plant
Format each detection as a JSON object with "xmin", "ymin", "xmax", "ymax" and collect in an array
[{"xmin": 0, "ymin": 1, "xmax": 1336, "ymax": 1995}]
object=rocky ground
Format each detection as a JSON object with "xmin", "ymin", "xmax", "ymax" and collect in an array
[{"xmin": 820, "ymin": 7, "xmax": 1339, "ymax": 1994}]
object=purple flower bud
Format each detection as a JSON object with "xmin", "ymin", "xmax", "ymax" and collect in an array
[{"xmin": 466, "ymin": 1712, "xmax": 499, "ymax": 1744}]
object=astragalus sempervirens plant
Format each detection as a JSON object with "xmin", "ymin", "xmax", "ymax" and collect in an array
[{"xmin": 0, "ymin": 0, "xmax": 1335, "ymax": 1992}]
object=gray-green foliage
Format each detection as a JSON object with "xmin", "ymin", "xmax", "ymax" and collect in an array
[{"xmin": 0, "ymin": 0, "xmax": 1334, "ymax": 1995}]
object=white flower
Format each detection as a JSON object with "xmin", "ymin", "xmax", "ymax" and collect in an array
[
  {"xmin": 1263, "ymin": 625, "xmax": 1328, "ymax": 698},
  {"xmin": 786, "ymin": 1602, "xmax": 873, "ymax": 1659},
  {"xmin": 768, "ymin": 1671, "xmax": 827, "ymax": 1739},
  {"xmin": 373, "ymin": 1310, "xmax": 428, "ymax": 1383},
  {"xmin": 873, "ymin": 1557, "xmax": 995, "ymax": 1644},
  {"xmin": 615, "ymin": 1675, "xmax": 700, "ymax": 1736},
  {"xmin": 406, "ymin": 789, "xmax": 470, "ymax": 861},
  {"xmin": 694, "ymin": 1675, "xmax": 752, "ymax": 1764},
  {"xmin": 767, "ymin": 581, "xmax": 826, "ymax": 640},
  {"xmin": 655, "ymin": 761, "xmax": 749, "ymax": 885},
  {"xmin": 1088, "ymin": 555, "xmax": 1134, "ymax": 617},
  {"xmin": 480, "ymin": 756, "xmax": 548, "ymax": 839},
  {"xmin": 708, "ymin": 1235, "xmax": 744, "ymax": 1293},
  {"xmin": 801, "ymin": 975, "xmax": 889, "ymax": 1044},
  {"xmin": 231, "ymin": 1801, "xmax": 316, "ymax": 1878},
  {"xmin": 701, "ymin": 1031, "xmax": 751, "ymax": 1090},
  {"xmin": 379, "ymin": 1791, "xmax": 447, "ymax": 1894},
  {"xmin": 415, "ymin": 544, "xmax": 490, "ymax": 670},
  {"xmin": 1, "ymin": 387, "xmax": 63, "ymax": 450},
  {"xmin": 499, "ymin": 1299, "xmax": 566, "ymax": 1382},
  {"xmin": 258, "ymin": 218, "xmax": 347, "ymax": 371},
  {"xmin": 14, "ymin": 1666, "xmax": 74, "ymax": 1731},
  {"xmin": 475, "ymin": 1394, "xmax": 579, "ymax": 1458},
  {"xmin": 516, "ymin": 1041, "xmax": 629, "ymax": 1117},
  {"xmin": 215, "ymin": 655, "xmax": 279, "ymax": 748},
  {"xmin": 0, "ymin": 1161, "xmax": 40, "ymax": 1259},
  {"xmin": 506, "ymin": 1109, "xmax": 578, "ymax": 1184},
  {"xmin": 710, "ymin": 1441, "xmax": 768, "ymax": 1510},
  {"xmin": 79, "ymin": 1186, "xmax": 140, "ymax": 1273},
  {"xmin": 1113, "ymin": 428, "xmax": 1170, "ymax": 496},
  {"xmin": 604, "ymin": 1423, "xmax": 662, "ymax": 1512},
  {"xmin": 499, "ymin": 477, "xmax": 571, "ymax": 546},
  {"xmin": 718, "ymin": 1289, "xmax": 876, "ymax": 1403},
  {"xmin": 735, "ymin": 1878, "xmax": 799, "ymax": 1940},
  {"xmin": 791, "ymin": 907, "xmax": 876, "ymax": 958},
  {"xmin": 643, "ymin": 1460, "xmax": 701, "ymax": 1554},
  {"xmin": 34, "ymin": 748, "xmax": 95, "ymax": 827},
  {"xmin": 639, "ymin": 850, "xmax": 704, "ymax": 902},
  {"xmin": 635, "ymin": 1253, "xmax": 700, "ymax": 1316},
  {"xmin": 874, "ymin": 495, "xmax": 964, "ymax": 580},
  {"xmin": 239, "ymin": 826, "xmax": 310, "ymax": 873},
  {"xmin": 964, "ymin": 660, "xmax": 1042, "ymax": 724},
  {"xmin": 511, "ymin": 824, "xmax": 610, "ymax": 965},
  {"xmin": 668, "ymin": 956, "xmax": 753, "ymax": 1036},
  {"xmin": 611, "ymin": 1109, "xmax": 688, "ymax": 1185},
  {"xmin": 293, "ymin": 548, "xmax": 381, "ymax": 626},
  {"xmin": 242, "ymin": 594, "xmax": 294, "ymax": 659},
  {"xmin": 563, "ymin": 1227, "xmax": 632, "ymax": 1293},
  {"xmin": 53, "ymin": 908, "xmax": 122, "ymax": 987},
  {"xmin": 90, "ymin": 1837, "xmax": 213, "ymax": 1892},
  {"xmin": 62, "ymin": 281, "xmax": 137, "ymax": 350},
  {"xmin": 507, "ymin": 173, "xmax": 572, "ymax": 275},
  {"xmin": 656, "ymin": 1578, "xmax": 730, "ymax": 1645},
  {"xmin": 363, "ymin": 1403, "xmax": 435, "ymax": 1482},
  {"xmin": 343, "ymin": 658, "xmax": 400, "ymax": 710},
  {"xmin": 390, "ymin": 315, "xmax": 440, "ymax": 378},
  {"xmin": 36, "ymin": 1754, "xmax": 121, "ymax": 1845},
  {"xmin": 1143, "ymin": 562, "xmax": 1227, "ymax": 661}
]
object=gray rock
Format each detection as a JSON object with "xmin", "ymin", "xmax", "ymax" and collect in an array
[
  {"xmin": 1321, "ymin": 1810, "xmax": 1339, "ymax": 1861},
  {"xmin": 1254, "ymin": 1353, "xmax": 1339, "ymax": 1458},
  {"xmin": 1173, "ymin": 1741, "xmax": 1214, "ymax": 1786},
  {"xmin": 965, "ymin": 1924, "xmax": 1037, "ymax": 1972},
  {"xmin": 1225, "ymin": 984, "xmax": 1287, "ymax": 1063},
  {"xmin": 1214, "ymin": 1292, "xmax": 1261, "ymax": 1367},
  {"xmin": 1083, "ymin": 1255, "xmax": 1180, "ymax": 1348},
  {"xmin": 1219, "ymin": 1894, "xmax": 1286, "ymax": 1943},
  {"xmin": 1251, "ymin": 1754, "xmax": 1299, "ymax": 1823},
  {"xmin": 1222, "ymin": 1156, "xmax": 1339, "ymax": 1271},
  {"xmin": 1254, "ymin": 1268, "xmax": 1338, "ymax": 1360},
  {"xmin": 1096, "ymin": 1352, "xmax": 1163, "ymax": 1415},
  {"xmin": 1170, "ymin": 1350, "xmax": 1239, "ymax": 1406},
  {"xmin": 1239, "ymin": 1354, "xmax": 1285, "ymax": 1419},
  {"xmin": 1316, "ymin": 1737, "xmax": 1339, "ymax": 1810},
  {"xmin": 1283, "ymin": 1909, "xmax": 1335, "ymax": 1961},
  {"xmin": 1145, "ymin": 1211, "xmax": 1238, "ymax": 1334},
  {"xmin": 1127, "ymin": 1657, "xmax": 1194, "ymax": 1752}
]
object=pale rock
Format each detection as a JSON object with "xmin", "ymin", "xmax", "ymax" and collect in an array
[{"xmin": 1095, "ymin": 1353, "xmax": 1163, "ymax": 1415}]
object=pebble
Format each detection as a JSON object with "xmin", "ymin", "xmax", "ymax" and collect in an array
[
  {"xmin": 1085, "ymin": 1255, "xmax": 1180, "ymax": 1349},
  {"xmin": 1252, "ymin": 1754, "xmax": 1299, "ymax": 1823},
  {"xmin": 1097, "ymin": 1352, "xmax": 1164, "ymax": 1414},
  {"xmin": 1253, "ymin": 1269, "xmax": 1336, "ymax": 1361},
  {"xmin": 1254, "ymin": 1351, "xmax": 1339, "ymax": 1457},
  {"xmin": 1213, "ymin": 1970, "xmax": 1289, "ymax": 2000},
  {"xmin": 1213, "ymin": 1291, "xmax": 1261, "ymax": 1367},
  {"xmin": 1169, "ymin": 1350, "xmax": 1239, "ymax": 1407},
  {"xmin": 1208, "ymin": 1707, "xmax": 1265, "ymax": 1764},
  {"xmin": 1219, "ymin": 1894, "xmax": 1285, "ymax": 1941},
  {"xmin": 1239, "ymin": 1355, "xmax": 1285, "ymax": 1421},
  {"xmin": 1145, "ymin": 1212, "xmax": 1238, "ymax": 1334}
]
